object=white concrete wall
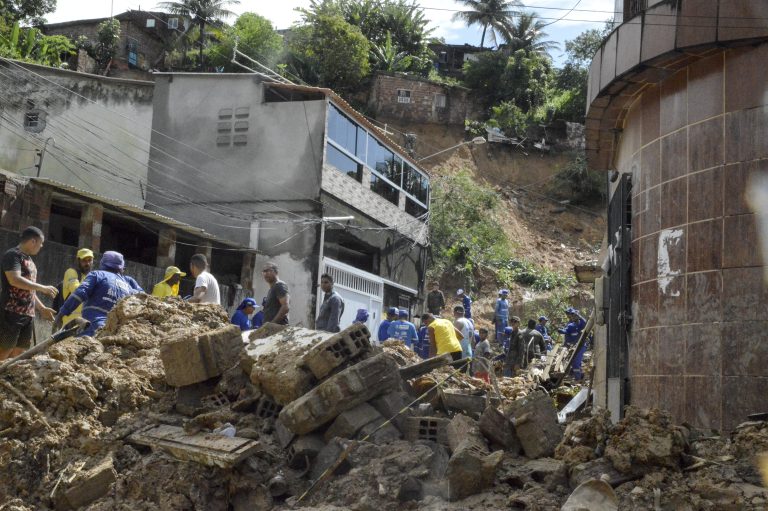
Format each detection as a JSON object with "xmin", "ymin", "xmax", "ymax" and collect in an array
[{"xmin": 0, "ymin": 60, "xmax": 153, "ymax": 205}]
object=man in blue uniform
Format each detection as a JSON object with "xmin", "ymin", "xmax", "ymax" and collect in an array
[
  {"xmin": 456, "ymin": 289, "xmax": 472, "ymax": 319},
  {"xmin": 55, "ymin": 251, "xmax": 143, "ymax": 337},
  {"xmin": 493, "ymin": 289, "xmax": 510, "ymax": 342},
  {"xmin": 536, "ymin": 315, "xmax": 553, "ymax": 351},
  {"xmin": 377, "ymin": 307, "xmax": 398, "ymax": 343},
  {"xmin": 231, "ymin": 297, "xmax": 258, "ymax": 331},
  {"xmin": 387, "ymin": 309, "xmax": 419, "ymax": 349},
  {"xmin": 558, "ymin": 307, "xmax": 587, "ymax": 380}
]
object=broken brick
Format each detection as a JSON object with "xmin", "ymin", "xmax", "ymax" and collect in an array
[
  {"xmin": 480, "ymin": 405, "xmax": 522, "ymax": 453},
  {"xmin": 324, "ymin": 403, "xmax": 382, "ymax": 442},
  {"xmin": 507, "ymin": 391, "xmax": 563, "ymax": 458},
  {"xmin": 160, "ymin": 325, "xmax": 243, "ymax": 387},
  {"xmin": 301, "ymin": 323, "xmax": 372, "ymax": 380}
]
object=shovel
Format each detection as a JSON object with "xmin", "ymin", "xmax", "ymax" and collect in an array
[
  {"xmin": 561, "ymin": 479, "xmax": 618, "ymax": 511},
  {"xmin": 0, "ymin": 317, "xmax": 90, "ymax": 374}
]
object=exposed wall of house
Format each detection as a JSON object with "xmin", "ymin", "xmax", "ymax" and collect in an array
[
  {"xmin": 0, "ymin": 60, "xmax": 154, "ymax": 206},
  {"xmin": 146, "ymin": 74, "xmax": 327, "ymax": 248},
  {"xmin": 608, "ymin": 44, "xmax": 768, "ymax": 432},
  {"xmin": 369, "ymin": 73, "xmax": 479, "ymax": 125}
]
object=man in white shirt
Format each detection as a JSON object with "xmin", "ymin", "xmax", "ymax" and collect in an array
[
  {"xmin": 452, "ymin": 305, "xmax": 473, "ymax": 365},
  {"xmin": 188, "ymin": 254, "xmax": 220, "ymax": 305}
]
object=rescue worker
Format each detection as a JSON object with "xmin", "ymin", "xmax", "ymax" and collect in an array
[
  {"xmin": 426, "ymin": 281, "xmax": 445, "ymax": 316},
  {"xmin": 456, "ymin": 289, "xmax": 472, "ymax": 319},
  {"xmin": 493, "ymin": 289, "xmax": 510, "ymax": 342},
  {"xmin": 55, "ymin": 251, "xmax": 143, "ymax": 337},
  {"xmin": 536, "ymin": 315, "xmax": 553, "ymax": 351},
  {"xmin": 387, "ymin": 308, "xmax": 419, "ymax": 349},
  {"xmin": 521, "ymin": 319, "xmax": 547, "ymax": 367},
  {"xmin": 378, "ymin": 307, "xmax": 398, "ymax": 343},
  {"xmin": 354, "ymin": 308, "xmax": 369, "ymax": 324},
  {"xmin": 251, "ymin": 297, "xmax": 266, "ymax": 329},
  {"xmin": 559, "ymin": 307, "xmax": 587, "ymax": 380},
  {"xmin": 421, "ymin": 312, "xmax": 463, "ymax": 361},
  {"xmin": 58, "ymin": 248, "xmax": 94, "ymax": 325},
  {"xmin": 151, "ymin": 266, "xmax": 186, "ymax": 298},
  {"xmin": 503, "ymin": 316, "xmax": 523, "ymax": 376},
  {"xmin": 415, "ymin": 319, "xmax": 429, "ymax": 359},
  {"xmin": 231, "ymin": 297, "xmax": 258, "ymax": 331}
]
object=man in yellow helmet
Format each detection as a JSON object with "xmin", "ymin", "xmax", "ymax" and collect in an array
[
  {"xmin": 151, "ymin": 266, "xmax": 186, "ymax": 298},
  {"xmin": 58, "ymin": 248, "xmax": 94, "ymax": 325}
]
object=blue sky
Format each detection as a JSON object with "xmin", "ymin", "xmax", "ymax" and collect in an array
[{"xmin": 47, "ymin": 0, "xmax": 616, "ymax": 66}]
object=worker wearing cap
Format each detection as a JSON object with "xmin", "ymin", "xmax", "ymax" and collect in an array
[
  {"xmin": 55, "ymin": 251, "xmax": 143, "ymax": 337},
  {"xmin": 493, "ymin": 289, "xmax": 510, "ymax": 343},
  {"xmin": 151, "ymin": 266, "xmax": 186, "ymax": 298},
  {"xmin": 58, "ymin": 248, "xmax": 94, "ymax": 326},
  {"xmin": 559, "ymin": 308, "xmax": 587, "ymax": 380},
  {"xmin": 456, "ymin": 289, "xmax": 472, "ymax": 319},
  {"xmin": 378, "ymin": 307, "xmax": 398, "ymax": 343},
  {"xmin": 421, "ymin": 313, "xmax": 463, "ymax": 360},
  {"xmin": 387, "ymin": 309, "xmax": 419, "ymax": 349},
  {"xmin": 536, "ymin": 315, "xmax": 553, "ymax": 351},
  {"xmin": 231, "ymin": 297, "xmax": 259, "ymax": 331}
]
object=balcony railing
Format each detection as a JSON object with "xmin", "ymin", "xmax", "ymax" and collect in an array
[{"xmin": 624, "ymin": 0, "xmax": 647, "ymax": 22}]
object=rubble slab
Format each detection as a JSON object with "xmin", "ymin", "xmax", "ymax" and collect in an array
[
  {"xmin": 128, "ymin": 424, "xmax": 261, "ymax": 468},
  {"xmin": 279, "ymin": 353, "xmax": 400, "ymax": 435},
  {"xmin": 160, "ymin": 325, "xmax": 243, "ymax": 387},
  {"xmin": 446, "ymin": 440, "xmax": 503, "ymax": 501},
  {"xmin": 357, "ymin": 419, "xmax": 402, "ymax": 444},
  {"xmin": 480, "ymin": 405, "xmax": 522, "ymax": 452},
  {"xmin": 507, "ymin": 391, "xmax": 562, "ymax": 458},
  {"xmin": 446, "ymin": 414, "xmax": 486, "ymax": 453},
  {"xmin": 301, "ymin": 323, "xmax": 372, "ymax": 380},
  {"xmin": 287, "ymin": 434, "xmax": 326, "ymax": 469},
  {"xmin": 324, "ymin": 403, "xmax": 382, "ymax": 442},
  {"xmin": 369, "ymin": 391, "xmax": 409, "ymax": 432},
  {"xmin": 60, "ymin": 456, "xmax": 116, "ymax": 510},
  {"xmin": 399, "ymin": 353, "xmax": 452, "ymax": 380}
]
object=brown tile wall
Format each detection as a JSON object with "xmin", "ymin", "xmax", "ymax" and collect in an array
[{"xmin": 623, "ymin": 42, "xmax": 768, "ymax": 432}]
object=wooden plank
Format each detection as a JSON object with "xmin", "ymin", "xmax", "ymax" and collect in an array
[{"xmin": 128, "ymin": 424, "xmax": 261, "ymax": 468}]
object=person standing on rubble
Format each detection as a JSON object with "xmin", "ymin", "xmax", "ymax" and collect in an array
[
  {"xmin": 421, "ymin": 312, "xmax": 463, "ymax": 362},
  {"xmin": 54, "ymin": 247, "xmax": 94, "ymax": 325},
  {"xmin": 426, "ymin": 281, "xmax": 445, "ymax": 316},
  {"xmin": 231, "ymin": 297, "xmax": 258, "ymax": 331},
  {"xmin": 472, "ymin": 328, "xmax": 492, "ymax": 383},
  {"xmin": 503, "ymin": 316, "xmax": 524, "ymax": 376},
  {"xmin": 559, "ymin": 307, "xmax": 587, "ymax": 380},
  {"xmin": 452, "ymin": 305, "xmax": 474, "ymax": 362},
  {"xmin": 387, "ymin": 308, "xmax": 419, "ymax": 349},
  {"xmin": 0, "ymin": 226, "xmax": 58, "ymax": 361},
  {"xmin": 151, "ymin": 266, "xmax": 186, "ymax": 298},
  {"xmin": 189, "ymin": 254, "xmax": 220, "ymax": 305},
  {"xmin": 415, "ymin": 317, "xmax": 429, "ymax": 359},
  {"xmin": 493, "ymin": 289, "xmax": 510, "ymax": 342},
  {"xmin": 536, "ymin": 315, "xmax": 553, "ymax": 351},
  {"xmin": 315, "ymin": 273, "xmax": 344, "ymax": 332},
  {"xmin": 55, "ymin": 251, "xmax": 143, "ymax": 337},
  {"xmin": 456, "ymin": 289, "xmax": 472, "ymax": 319},
  {"xmin": 521, "ymin": 319, "xmax": 547, "ymax": 367},
  {"xmin": 262, "ymin": 262, "xmax": 290, "ymax": 325},
  {"xmin": 378, "ymin": 307, "xmax": 398, "ymax": 343}
]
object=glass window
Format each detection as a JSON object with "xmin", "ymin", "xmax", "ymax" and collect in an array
[
  {"xmin": 370, "ymin": 173, "xmax": 399, "ymax": 205},
  {"xmin": 367, "ymin": 134, "xmax": 394, "ymax": 178},
  {"xmin": 356, "ymin": 126, "xmax": 367, "ymax": 160},
  {"xmin": 405, "ymin": 198, "xmax": 428, "ymax": 218},
  {"xmin": 403, "ymin": 162, "xmax": 429, "ymax": 204},
  {"xmin": 328, "ymin": 105, "xmax": 358, "ymax": 154},
  {"xmin": 327, "ymin": 143, "xmax": 362, "ymax": 182}
]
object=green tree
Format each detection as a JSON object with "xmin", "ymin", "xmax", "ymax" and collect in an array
[
  {"xmin": 452, "ymin": 0, "xmax": 521, "ymax": 49},
  {"xmin": 370, "ymin": 30, "xmax": 423, "ymax": 72},
  {"xmin": 93, "ymin": 18, "xmax": 120, "ymax": 72},
  {"xmin": 286, "ymin": 14, "xmax": 370, "ymax": 91},
  {"xmin": 208, "ymin": 12, "xmax": 282, "ymax": 70},
  {"xmin": 501, "ymin": 12, "xmax": 558, "ymax": 58},
  {"xmin": 157, "ymin": 0, "xmax": 239, "ymax": 71},
  {"xmin": 0, "ymin": 21, "xmax": 74, "ymax": 67},
  {"xmin": 0, "ymin": 0, "xmax": 56, "ymax": 23},
  {"xmin": 563, "ymin": 24, "xmax": 611, "ymax": 68}
]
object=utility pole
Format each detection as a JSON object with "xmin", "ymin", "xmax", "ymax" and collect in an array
[{"xmin": 34, "ymin": 137, "xmax": 55, "ymax": 178}]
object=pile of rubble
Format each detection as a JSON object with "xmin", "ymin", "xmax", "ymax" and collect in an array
[{"xmin": 1, "ymin": 294, "xmax": 767, "ymax": 510}]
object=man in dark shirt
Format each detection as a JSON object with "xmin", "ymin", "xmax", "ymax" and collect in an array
[
  {"xmin": 316, "ymin": 273, "xmax": 344, "ymax": 332},
  {"xmin": 262, "ymin": 262, "xmax": 290, "ymax": 325},
  {"xmin": 426, "ymin": 282, "xmax": 445, "ymax": 316},
  {"xmin": 0, "ymin": 226, "xmax": 58, "ymax": 360}
]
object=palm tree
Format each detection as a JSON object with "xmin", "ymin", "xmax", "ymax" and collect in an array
[
  {"xmin": 452, "ymin": 0, "xmax": 521, "ymax": 49},
  {"xmin": 501, "ymin": 12, "xmax": 559, "ymax": 57},
  {"xmin": 157, "ymin": 0, "xmax": 239, "ymax": 70}
]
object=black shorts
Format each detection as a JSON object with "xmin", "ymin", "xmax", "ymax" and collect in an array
[{"xmin": 0, "ymin": 310, "xmax": 33, "ymax": 350}]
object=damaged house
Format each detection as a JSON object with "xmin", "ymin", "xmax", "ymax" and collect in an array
[
  {"xmin": 587, "ymin": 0, "xmax": 768, "ymax": 432},
  {"xmin": 146, "ymin": 75, "xmax": 430, "ymax": 332}
]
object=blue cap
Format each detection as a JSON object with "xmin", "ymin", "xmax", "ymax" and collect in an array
[
  {"xmin": 504, "ymin": 326, "xmax": 513, "ymax": 334},
  {"xmin": 355, "ymin": 309, "xmax": 369, "ymax": 323},
  {"xmin": 100, "ymin": 251, "xmax": 125, "ymax": 272},
  {"xmin": 398, "ymin": 309, "xmax": 409, "ymax": 317},
  {"xmin": 539, "ymin": 315, "xmax": 549, "ymax": 321},
  {"xmin": 237, "ymin": 297, "xmax": 258, "ymax": 310},
  {"xmin": 387, "ymin": 307, "xmax": 398, "ymax": 316},
  {"xmin": 500, "ymin": 289, "xmax": 509, "ymax": 295},
  {"xmin": 566, "ymin": 307, "xmax": 579, "ymax": 315}
]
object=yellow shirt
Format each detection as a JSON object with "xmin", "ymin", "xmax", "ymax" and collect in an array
[
  {"xmin": 151, "ymin": 281, "xmax": 179, "ymax": 298},
  {"xmin": 61, "ymin": 268, "xmax": 84, "ymax": 324},
  {"xmin": 429, "ymin": 318, "xmax": 462, "ymax": 355}
]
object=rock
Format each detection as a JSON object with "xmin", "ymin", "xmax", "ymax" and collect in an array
[
  {"xmin": 507, "ymin": 391, "xmax": 562, "ymax": 458},
  {"xmin": 279, "ymin": 353, "xmax": 401, "ymax": 435},
  {"xmin": 274, "ymin": 418, "xmax": 295, "ymax": 449},
  {"xmin": 397, "ymin": 477, "xmax": 423, "ymax": 502},
  {"xmin": 446, "ymin": 414, "xmax": 486, "ymax": 454},
  {"xmin": 160, "ymin": 325, "xmax": 243, "ymax": 387},
  {"xmin": 300, "ymin": 323, "xmax": 373, "ymax": 379},
  {"xmin": 310, "ymin": 437, "xmax": 351, "ymax": 481},
  {"xmin": 324, "ymin": 403, "xmax": 382, "ymax": 442},
  {"xmin": 369, "ymin": 391, "xmax": 409, "ymax": 432},
  {"xmin": 479, "ymin": 405, "xmax": 521, "ymax": 453},
  {"xmin": 357, "ymin": 419, "xmax": 401, "ymax": 444},
  {"xmin": 286, "ymin": 434, "xmax": 326, "ymax": 469},
  {"xmin": 569, "ymin": 458, "xmax": 636, "ymax": 489},
  {"xmin": 446, "ymin": 441, "xmax": 503, "ymax": 501},
  {"xmin": 555, "ymin": 408, "xmax": 612, "ymax": 465},
  {"xmin": 58, "ymin": 456, "xmax": 116, "ymax": 510}
]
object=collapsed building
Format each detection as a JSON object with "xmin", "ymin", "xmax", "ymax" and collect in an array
[{"xmin": 1, "ymin": 294, "xmax": 767, "ymax": 510}]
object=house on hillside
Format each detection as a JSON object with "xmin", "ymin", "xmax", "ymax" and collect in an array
[
  {"xmin": 42, "ymin": 10, "xmax": 186, "ymax": 78},
  {"xmin": 146, "ymin": 75, "xmax": 431, "ymax": 333},
  {"xmin": 368, "ymin": 71, "xmax": 480, "ymax": 126},
  {"xmin": 587, "ymin": 0, "xmax": 768, "ymax": 432},
  {"xmin": 0, "ymin": 59, "xmax": 153, "ymax": 206},
  {"xmin": 428, "ymin": 43, "xmax": 485, "ymax": 78}
]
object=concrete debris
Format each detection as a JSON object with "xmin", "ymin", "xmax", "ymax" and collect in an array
[
  {"xmin": 562, "ymin": 479, "xmax": 618, "ymax": 511},
  {"xmin": 3, "ymin": 295, "xmax": 768, "ymax": 510}
]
